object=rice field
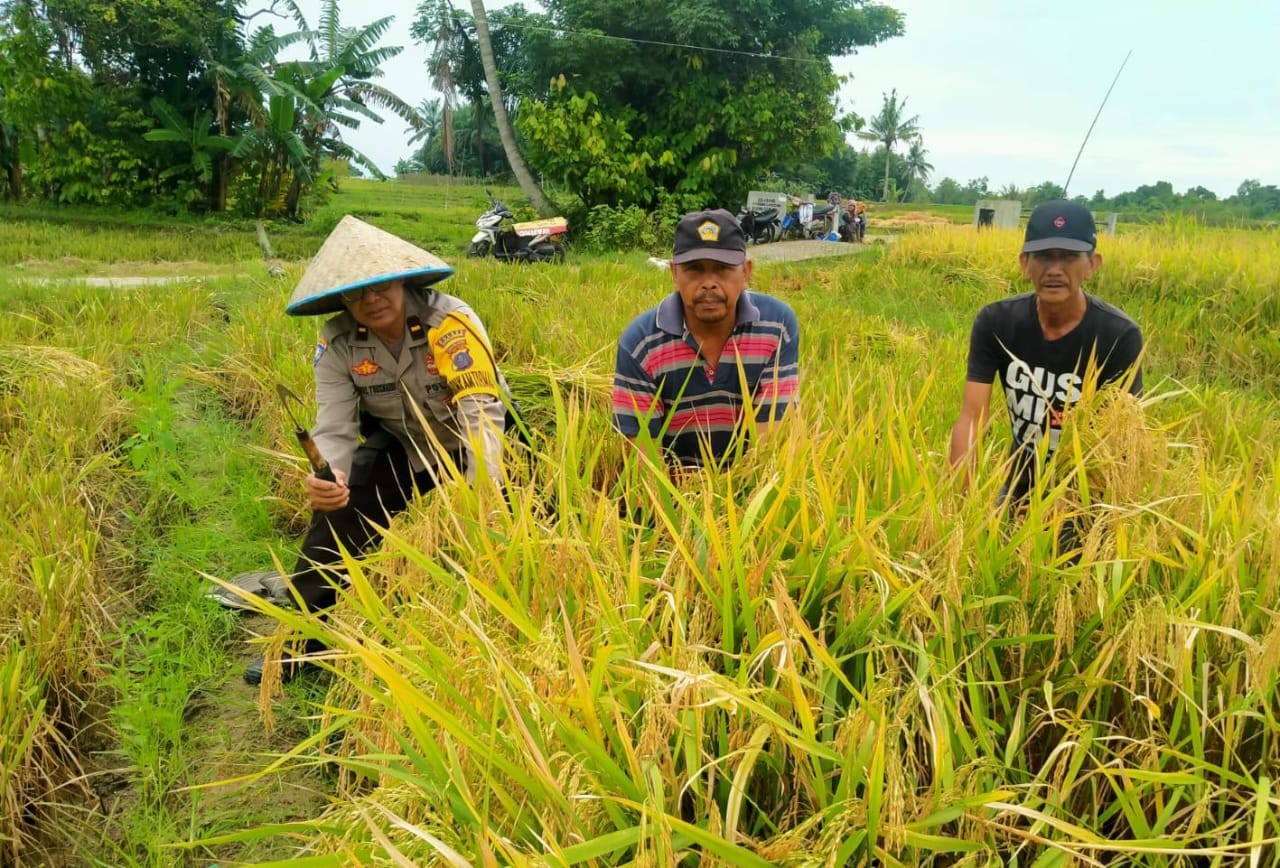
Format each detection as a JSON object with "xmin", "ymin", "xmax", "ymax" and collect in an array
[{"xmin": 1, "ymin": 182, "xmax": 1278, "ymax": 865}]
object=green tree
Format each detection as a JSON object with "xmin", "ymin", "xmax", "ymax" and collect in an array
[
  {"xmin": 849, "ymin": 146, "xmax": 908, "ymax": 201},
  {"xmin": 962, "ymin": 176, "xmax": 989, "ymax": 203},
  {"xmin": 856, "ymin": 88, "xmax": 919, "ymax": 201},
  {"xmin": 405, "ymin": 97, "xmax": 443, "ymax": 163},
  {"xmin": 1024, "ymin": 180, "xmax": 1066, "ymax": 206},
  {"xmin": 931, "ymin": 177, "xmax": 962, "ymax": 204},
  {"xmin": 234, "ymin": 0, "xmax": 417, "ymax": 218},
  {"xmin": 413, "ymin": 0, "xmax": 475, "ymax": 174},
  {"xmin": 143, "ymin": 99, "xmax": 237, "ymax": 210},
  {"xmin": 231, "ymin": 79, "xmax": 315, "ymax": 216},
  {"xmin": 902, "ymin": 137, "xmax": 933, "ymax": 190},
  {"xmin": 1230, "ymin": 179, "xmax": 1280, "ymax": 217},
  {"xmin": 514, "ymin": 0, "xmax": 903, "ymax": 209}
]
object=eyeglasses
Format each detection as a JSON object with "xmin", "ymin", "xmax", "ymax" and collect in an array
[{"xmin": 339, "ymin": 284, "xmax": 394, "ymax": 304}]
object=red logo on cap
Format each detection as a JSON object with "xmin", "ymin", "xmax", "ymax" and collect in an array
[{"xmin": 1053, "ymin": 216, "xmax": 1067, "ymax": 228}]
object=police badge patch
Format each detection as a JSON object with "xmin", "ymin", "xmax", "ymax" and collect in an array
[{"xmin": 313, "ymin": 338, "xmax": 328, "ymax": 366}]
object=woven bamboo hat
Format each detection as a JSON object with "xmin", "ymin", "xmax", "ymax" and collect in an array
[{"xmin": 286, "ymin": 215, "xmax": 454, "ymax": 316}]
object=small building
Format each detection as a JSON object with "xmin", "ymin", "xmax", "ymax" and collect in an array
[{"xmin": 974, "ymin": 199, "xmax": 1021, "ymax": 229}]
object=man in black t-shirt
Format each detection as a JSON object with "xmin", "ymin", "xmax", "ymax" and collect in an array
[{"xmin": 949, "ymin": 200, "xmax": 1143, "ymax": 500}]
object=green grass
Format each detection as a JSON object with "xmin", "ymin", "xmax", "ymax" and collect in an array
[
  {"xmin": 2, "ymin": 179, "xmax": 1279, "ymax": 865},
  {"xmin": 0, "ymin": 278, "xmax": 332, "ymax": 863},
  {"xmin": 0, "ymin": 178, "xmax": 524, "ymax": 269}
]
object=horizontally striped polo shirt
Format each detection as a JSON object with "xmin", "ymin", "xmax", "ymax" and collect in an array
[{"xmin": 612, "ymin": 290, "xmax": 800, "ymax": 466}]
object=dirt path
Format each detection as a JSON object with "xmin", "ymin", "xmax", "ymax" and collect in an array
[
  {"xmin": 177, "ymin": 613, "xmax": 331, "ymax": 864},
  {"xmin": 13, "ymin": 275, "xmax": 204, "ymax": 287}
]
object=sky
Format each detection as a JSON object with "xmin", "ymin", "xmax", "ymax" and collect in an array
[{"xmin": 292, "ymin": 0, "xmax": 1280, "ymax": 198}]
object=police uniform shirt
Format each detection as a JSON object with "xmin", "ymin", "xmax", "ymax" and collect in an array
[{"xmin": 310, "ymin": 288, "xmax": 508, "ymax": 483}]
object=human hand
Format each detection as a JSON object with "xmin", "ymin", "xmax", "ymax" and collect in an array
[{"xmin": 306, "ymin": 468, "xmax": 349, "ymax": 511}]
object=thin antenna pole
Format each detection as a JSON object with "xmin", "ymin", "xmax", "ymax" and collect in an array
[{"xmin": 1063, "ymin": 49, "xmax": 1132, "ymax": 196}]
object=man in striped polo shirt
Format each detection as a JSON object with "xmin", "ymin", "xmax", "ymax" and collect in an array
[{"xmin": 613, "ymin": 209, "xmax": 800, "ymax": 471}]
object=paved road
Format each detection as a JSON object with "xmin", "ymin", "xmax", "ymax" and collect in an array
[{"xmin": 746, "ymin": 236, "xmax": 890, "ymax": 264}]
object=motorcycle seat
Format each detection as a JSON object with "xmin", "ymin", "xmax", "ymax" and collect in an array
[
  {"xmin": 753, "ymin": 207, "xmax": 779, "ymax": 221},
  {"xmin": 513, "ymin": 217, "xmax": 570, "ymax": 237}
]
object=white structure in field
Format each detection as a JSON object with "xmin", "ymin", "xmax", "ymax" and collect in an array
[
  {"xmin": 746, "ymin": 190, "xmax": 789, "ymax": 214},
  {"xmin": 974, "ymin": 199, "xmax": 1021, "ymax": 229}
]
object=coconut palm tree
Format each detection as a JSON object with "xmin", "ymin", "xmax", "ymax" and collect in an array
[
  {"xmin": 414, "ymin": 0, "xmax": 473, "ymax": 175},
  {"xmin": 470, "ymin": 0, "xmax": 554, "ymax": 215},
  {"xmin": 407, "ymin": 98, "xmax": 443, "ymax": 153},
  {"xmin": 903, "ymin": 138, "xmax": 933, "ymax": 188},
  {"xmin": 856, "ymin": 89, "xmax": 920, "ymax": 202}
]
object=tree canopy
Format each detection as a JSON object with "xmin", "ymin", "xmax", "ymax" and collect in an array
[
  {"xmin": 0, "ymin": 0, "xmax": 414, "ymax": 217},
  {"xmin": 508, "ymin": 0, "xmax": 903, "ymax": 210}
]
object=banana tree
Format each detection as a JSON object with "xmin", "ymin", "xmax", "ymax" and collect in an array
[
  {"xmin": 143, "ymin": 98, "xmax": 237, "ymax": 210},
  {"xmin": 232, "ymin": 85, "xmax": 312, "ymax": 217}
]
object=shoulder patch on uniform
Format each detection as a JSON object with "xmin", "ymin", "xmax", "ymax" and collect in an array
[
  {"xmin": 313, "ymin": 337, "xmax": 328, "ymax": 366},
  {"xmin": 426, "ymin": 312, "xmax": 498, "ymax": 400}
]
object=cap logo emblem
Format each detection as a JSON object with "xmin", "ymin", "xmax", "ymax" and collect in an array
[
  {"xmin": 1053, "ymin": 216, "xmax": 1067, "ymax": 228},
  {"xmin": 697, "ymin": 221, "xmax": 720, "ymax": 242}
]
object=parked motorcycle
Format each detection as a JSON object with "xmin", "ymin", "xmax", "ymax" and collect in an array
[
  {"xmin": 805, "ymin": 203, "xmax": 839, "ymax": 239},
  {"xmin": 737, "ymin": 206, "xmax": 781, "ymax": 245},
  {"xmin": 468, "ymin": 191, "xmax": 568, "ymax": 262},
  {"xmin": 780, "ymin": 206, "xmax": 806, "ymax": 240}
]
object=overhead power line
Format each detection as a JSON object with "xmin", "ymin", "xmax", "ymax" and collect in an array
[{"xmin": 490, "ymin": 20, "xmax": 826, "ymax": 64}]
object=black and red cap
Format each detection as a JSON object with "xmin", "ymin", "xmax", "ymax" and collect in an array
[{"xmin": 1022, "ymin": 199, "xmax": 1097, "ymax": 253}]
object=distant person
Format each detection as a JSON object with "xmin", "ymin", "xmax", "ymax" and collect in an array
[
  {"xmin": 949, "ymin": 200, "xmax": 1143, "ymax": 503},
  {"xmin": 235, "ymin": 216, "xmax": 513, "ymax": 685},
  {"xmin": 612, "ymin": 209, "xmax": 799, "ymax": 474},
  {"xmin": 825, "ymin": 191, "xmax": 843, "ymax": 238},
  {"xmin": 840, "ymin": 199, "xmax": 865, "ymax": 242}
]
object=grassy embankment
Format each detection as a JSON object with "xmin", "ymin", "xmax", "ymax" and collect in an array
[{"xmin": 1, "ymin": 179, "xmax": 1278, "ymax": 864}]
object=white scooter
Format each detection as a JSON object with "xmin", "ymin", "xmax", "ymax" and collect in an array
[{"xmin": 468, "ymin": 190, "xmax": 568, "ymax": 263}]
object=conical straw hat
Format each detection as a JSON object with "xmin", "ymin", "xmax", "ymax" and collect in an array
[{"xmin": 286, "ymin": 215, "xmax": 454, "ymax": 316}]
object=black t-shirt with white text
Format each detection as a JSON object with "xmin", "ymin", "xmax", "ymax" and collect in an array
[{"xmin": 966, "ymin": 292, "xmax": 1143, "ymax": 493}]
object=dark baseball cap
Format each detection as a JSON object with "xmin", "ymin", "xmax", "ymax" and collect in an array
[
  {"xmin": 1022, "ymin": 200, "xmax": 1097, "ymax": 253},
  {"xmin": 672, "ymin": 209, "xmax": 747, "ymax": 265}
]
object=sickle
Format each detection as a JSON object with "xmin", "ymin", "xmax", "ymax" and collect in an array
[{"xmin": 276, "ymin": 383, "xmax": 336, "ymax": 482}]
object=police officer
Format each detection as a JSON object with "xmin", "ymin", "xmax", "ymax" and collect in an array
[{"xmin": 244, "ymin": 215, "xmax": 512, "ymax": 684}]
